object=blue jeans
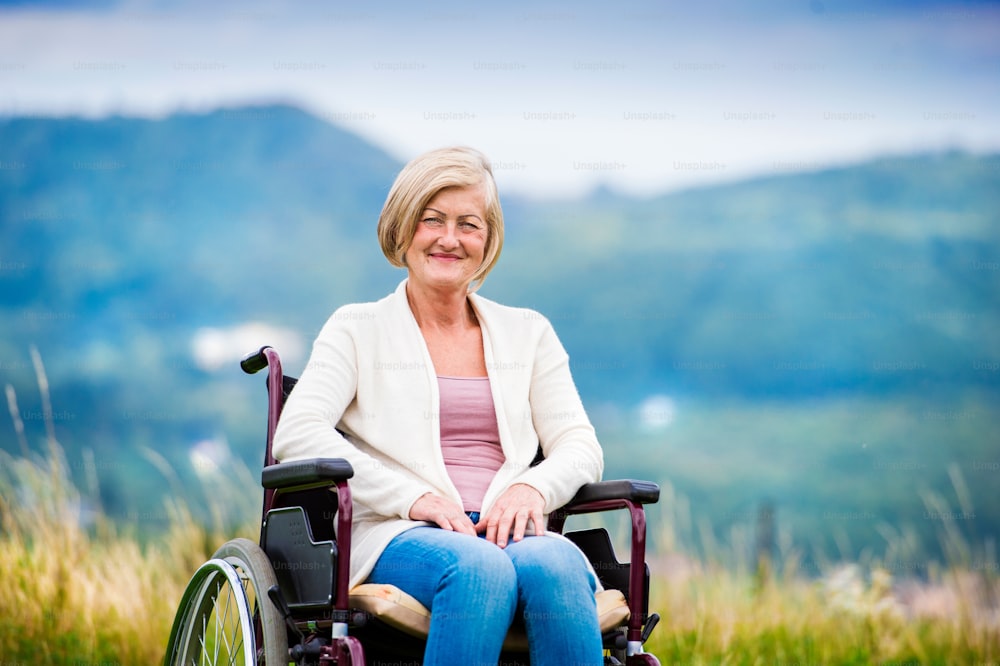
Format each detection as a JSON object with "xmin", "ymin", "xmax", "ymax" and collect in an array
[{"xmin": 367, "ymin": 526, "xmax": 604, "ymax": 665}]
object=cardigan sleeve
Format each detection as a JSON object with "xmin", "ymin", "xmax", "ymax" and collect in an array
[
  {"xmin": 272, "ymin": 307, "xmax": 438, "ymax": 520},
  {"xmin": 512, "ymin": 320, "xmax": 605, "ymax": 512}
]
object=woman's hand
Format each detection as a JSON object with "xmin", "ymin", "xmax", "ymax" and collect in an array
[
  {"xmin": 408, "ymin": 492, "xmax": 477, "ymax": 536},
  {"xmin": 476, "ymin": 483, "xmax": 545, "ymax": 547}
]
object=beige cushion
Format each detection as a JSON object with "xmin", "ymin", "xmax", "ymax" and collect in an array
[
  {"xmin": 349, "ymin": 584, "xmax": 630, "ymax": 651},
  {"xmin": 349, "ymin": 583, "xmax": 431, "ymax": 638}
]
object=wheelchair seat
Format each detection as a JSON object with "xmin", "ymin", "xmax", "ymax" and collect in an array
[{"xmin": 349, "ymin": 583, "xmax": 631, "ymax": 652}]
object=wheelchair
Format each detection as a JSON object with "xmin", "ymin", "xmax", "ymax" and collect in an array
[{"xmin": 164, "ymin": 346, "xmax": 662, "ymax": 665}]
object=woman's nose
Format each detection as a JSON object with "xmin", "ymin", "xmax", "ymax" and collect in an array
[{"xmin": 438, "ymin": 223, "xmax": 460, "ymax": 246}]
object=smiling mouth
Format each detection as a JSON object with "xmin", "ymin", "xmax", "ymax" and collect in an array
[{"xmin": 430, "ymin": 253, "xmax": 461, "ymax": 261}]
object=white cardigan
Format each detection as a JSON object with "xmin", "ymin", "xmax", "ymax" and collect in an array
[{"xmin": 272, "ymin": 279, "xmax": 604, "ymax": 587}]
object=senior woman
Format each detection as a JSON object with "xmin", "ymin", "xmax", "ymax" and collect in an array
[{"xmin": 272, "ymin": 146, "xmax": 605, "ymax": 665}]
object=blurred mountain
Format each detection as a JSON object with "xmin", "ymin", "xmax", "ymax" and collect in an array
[
  {"xmin": 1, "ymin": 104, "xmax": 401, "ymax": 333},
  {"xmin": 1, "ymin": 105, "xmax": 998, "ymax": 562},
  {"xmin": 498, "ymin": 152, "xmax": 1000, "ymax": 402}
]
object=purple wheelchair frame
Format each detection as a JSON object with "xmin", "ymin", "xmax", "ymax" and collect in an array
[{"xmin": 243, "ymin": 346, "xmax": 661, "ymax": 665}]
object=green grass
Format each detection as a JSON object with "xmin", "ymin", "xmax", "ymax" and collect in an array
[
  {"xmin": 642, "ymin": 562, "xmax": 998, "ymax": 664},
  {"xmin": 0, "ymin": 438, "xmax": 258, "ymax": 664},
  {"xmin": 1, "ymin": 354, "xmax": 259, "ymax": 664},
  {"xmin": 2, "ymin": 440, "xmax": 996, "ymax": 665},
  {"xmin": 638, "ymin": 478, "xmax": 999, "ymax": 665}
]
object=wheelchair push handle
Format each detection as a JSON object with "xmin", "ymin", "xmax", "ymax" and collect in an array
[{"xmin": 241, "ymin": 346, "xmax": 273, "ymax": 374}]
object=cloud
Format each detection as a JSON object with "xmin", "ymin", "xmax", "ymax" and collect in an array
[
  {"xmin": 191, "ymin": 322, "xmax": 305, "ymax": 372},
  {"xmin": 2, "ymin": 2, "xmax": 998, "ymax": 196},
  {"xmin": 638, "ymin": 394, "xmax": 676, "ymax": 430}
]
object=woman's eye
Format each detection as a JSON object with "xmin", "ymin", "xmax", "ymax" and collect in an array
[{"xmin": 423, "ymin": 217, "xmax": 444, "ymax": 226}]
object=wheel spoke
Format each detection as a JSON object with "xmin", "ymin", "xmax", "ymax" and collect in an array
[
  {"xmin": 238, "ymin": 567, "xmax": 264, "ymax": 657},
  {"xmin": 227, "ymin": 591, "xmax": 245, "ymax": 664},
  {"xmin": 217, "ymin": 583, "xmax": 230, "ymax": 662},
  {"xmin": 199, "ymin": 603, "xmax": 209, "ymax": 663}
]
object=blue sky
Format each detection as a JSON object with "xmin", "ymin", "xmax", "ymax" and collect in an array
[{"xmin": 1, "ymin": 0, "xmax": 997, "ymax": 196}]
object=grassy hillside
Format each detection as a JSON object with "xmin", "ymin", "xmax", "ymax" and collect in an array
[{"xmin": 598, "ymin": 391, "xmax": 999, "ymax": 571}]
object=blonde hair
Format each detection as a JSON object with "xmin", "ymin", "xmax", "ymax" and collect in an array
[{"xmin": 377, "ymin": 146, "xmax": 504, "ymax": 291}]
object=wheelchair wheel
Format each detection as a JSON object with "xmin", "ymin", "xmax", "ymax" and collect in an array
[{"xmin": 165, "ymin": 538, "xmax": 288, "ymax": 665}]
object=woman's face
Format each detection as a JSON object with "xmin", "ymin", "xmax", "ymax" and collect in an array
[{"xmin": 405, "ymin": 184, "xmax": 488, "ymax": 293}]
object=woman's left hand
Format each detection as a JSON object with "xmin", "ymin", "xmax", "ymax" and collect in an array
[{"xmin": 476, "ymin": 483, "xmax": 545, "ymax": 547}]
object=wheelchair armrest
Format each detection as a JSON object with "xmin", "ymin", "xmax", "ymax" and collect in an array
[
  {"xmin": 552, "ymin": 478, "xmax": 660, "ymax": 640},
  {"xmin": 261, "ymin": 458, "xmax": 355, "ymax": 490},
  {"xmin": 563, "ymin": 479, "xmax": 660, "ymax": 509}
]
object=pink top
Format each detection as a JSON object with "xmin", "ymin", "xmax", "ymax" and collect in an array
[{"xmin": 437, "ymin": 376, "xmax": 505, "ymax": 511}]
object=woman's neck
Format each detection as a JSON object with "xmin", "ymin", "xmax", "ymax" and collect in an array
[{"xmin": 405, "ymin": 280, "xmax": 477, "ymax": 332}]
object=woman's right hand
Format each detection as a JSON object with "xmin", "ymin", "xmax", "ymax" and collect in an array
[{"xmin": 408, "ymin": 492, "xmax": 477, "ymax": 536}]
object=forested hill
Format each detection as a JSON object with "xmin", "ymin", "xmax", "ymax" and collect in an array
[
  {"xmin": 500, "ymin": 151, "xmax": 1000, "ymax": 401},
  {"xmin": 2, "ymin": 106, "xmax": 996, "ymax": 404}
]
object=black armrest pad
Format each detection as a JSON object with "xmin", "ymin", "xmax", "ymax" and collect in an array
[
  {"xmin": 261, "ymin": 458, "xmax": 355, "ymax": 489},
  {"xmin": 563, "ymin": 479, "xmax": 660, "ymax": 507}
]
